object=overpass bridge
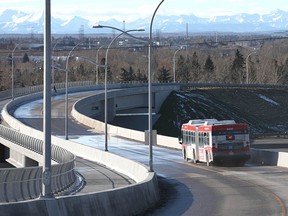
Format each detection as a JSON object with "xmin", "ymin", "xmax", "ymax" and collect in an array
[
  {"xmin": 0, "ymin": 82, "xmax": 177, "ymax": 215},
  {"xmin": 1, "ymin": 82, "xmax": 288, "ymax": 215}
]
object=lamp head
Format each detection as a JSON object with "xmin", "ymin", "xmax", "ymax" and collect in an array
[{"xmin": 93, "ymin": 25, "xmax": 104, "ymax": 29}]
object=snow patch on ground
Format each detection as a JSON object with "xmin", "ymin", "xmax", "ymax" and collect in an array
[{"xmin": 257, "ymin": 94, "xmax": 279, "ymax": 106}]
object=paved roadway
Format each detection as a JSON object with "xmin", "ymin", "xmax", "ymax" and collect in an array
[
  {"xmin": 1, "ymin": 93, "xmax": 135, "ymax": 194},
  {"xmin": 9, "ymin": 91, "xmax": 288, "ymax": 215}
]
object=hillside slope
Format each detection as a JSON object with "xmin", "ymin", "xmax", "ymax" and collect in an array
[{"xmin": 154, "ymin": 88, "xmax": 288, "ymax": 137}]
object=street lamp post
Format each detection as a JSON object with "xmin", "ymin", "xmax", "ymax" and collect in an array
[
  {"xmin": 93, "ymin": 25, "xmax": 144, "ymax": 151},
  {"xmin": 246, "ymin": 49, "xmax": 256, "ymax": 84},
  {"xmin": 148, "ymin": 0, "xmax": 165, "ymax": 172},
  {"xmin": 65, "ymin": 42, "xmax": 83, "ymax": 140},
  {"xmin": 42, "ymin": 0, "xmax": 52, "ymax": 198},
  {"xmin": 173, "ymin": 47, "xmax": 182, "ymax": 83}
]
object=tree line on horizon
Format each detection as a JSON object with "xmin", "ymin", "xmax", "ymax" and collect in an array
[{"xmin": 0, "ymin": 38, "xmax": 288, "ymax": 91}]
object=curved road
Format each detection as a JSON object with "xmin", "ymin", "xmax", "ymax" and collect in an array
[{"xmin": 11, "ymin": 91, "xmax": 288, "ymax": 216}]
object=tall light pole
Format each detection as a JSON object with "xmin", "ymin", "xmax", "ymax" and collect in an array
[
  {"xmin": 93, "ymin": 25, "xmax": 144, "ymax": 151},
  {"xmin": 65, "ymin": 42, "xmax": 83, "ymax": 140},
  {"xmin": 148, "ymin": 0, "xmax": 165, "ymax": 172},
  {"xmin": 246, "ymin": 49, "xmax": 256, "ymax": 84},
  {"xmin": 173, "ymin": 47, "xmax": 182, "ymax": 83},
  {"xmin": 42, "ymin": 0, "xmax": 52, "ymax": 198}
]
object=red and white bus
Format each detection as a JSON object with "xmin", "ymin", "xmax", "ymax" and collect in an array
[{"xmin": 179, "ymin": 119, "xmax": 250, "ymax": 166}]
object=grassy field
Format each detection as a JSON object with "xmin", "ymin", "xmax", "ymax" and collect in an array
[{"xmin": 154, "ymin": 88, "xmax": 288, "ymax": 137}]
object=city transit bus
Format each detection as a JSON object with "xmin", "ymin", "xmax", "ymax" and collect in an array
[{"xmin": 179, "ymin": 119, "xmax": 250, "ymax": 166}]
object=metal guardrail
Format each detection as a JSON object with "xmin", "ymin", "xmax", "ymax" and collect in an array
[{"xmin": 0, "ymin": 125, "xmax": 76, "ymax": 203}]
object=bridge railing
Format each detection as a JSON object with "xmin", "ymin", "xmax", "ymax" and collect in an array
[
  {"xmin": 0, "ymin": 81, "xmax": 94, "ymax": 101},
  {"xmin": 0, "ymin": 125, "xmax": 76, "ymax": 202}
]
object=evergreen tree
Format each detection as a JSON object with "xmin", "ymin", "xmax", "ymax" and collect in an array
[
  {"xmin": 120, "ymin": 66, "xmax": 135, "ymax": 82},
  {"xmin": 231, "ymin": 49, "xmax": 245, "ymax": 83},
  {"xmin": 176, "ymin": 55, "xmax": 189, "ymax": 82},
  {"xmin": 276, "ymin": 58, "xmax": 288, "ymax": 84},
  {"xmin": 22, "ymin": 53, "xmax": 29, "ymax": 63},
  {"xmin": 135, "ymin": 70, "xmax": 148, "ymax": 82},
  {"xmin": 190, "ymin": 52, "xmax": 201, "ymax": 82},
  {"xmin": 204, "ymin": 55, "xmax": 215, "ymax": 73},
  {"xmin": 203, "ymin": 55, "xmax": 215, "ymax": 81},
  {"xmin": 76, "ymin": 64, "xmax": 85, "ymax": 77},
  {"xmin": 157, "ymin": 66, "xmax": 171, "ymax": 82}
]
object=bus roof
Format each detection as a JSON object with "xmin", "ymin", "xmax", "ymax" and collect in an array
[
  {"xmin": 185, "ymin": 119, "xmax": 236, "ymax": 126},
  {"xmin": 182, "ymin": 119, "xmax": 247, "ymax": 131},
  {"xmin": 188, "ymin": 119, "xmax": 218, "ymax": 125}
]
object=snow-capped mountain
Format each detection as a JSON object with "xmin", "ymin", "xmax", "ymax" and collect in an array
[{"xmin": 0, "ymin": 9, "xmax": 287, "ymax": 34}]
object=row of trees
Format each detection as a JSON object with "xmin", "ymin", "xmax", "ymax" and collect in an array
[{"xmin": 1, "ymin": 37, "xmax": 288, "ymax": 91}]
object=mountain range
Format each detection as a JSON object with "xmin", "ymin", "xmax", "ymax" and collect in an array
[{"xmin": 0, "ymin": 9, "xmax": 288, "ymax": 34}]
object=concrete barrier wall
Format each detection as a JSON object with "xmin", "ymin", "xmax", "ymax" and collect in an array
[
  {"xmin": 72, "ymin": 98, "xmax": 182, "ymax": 150},
  {"xmin": 250, "ymin": 149, "xmax": 279, "ymax": 165},
  {"xmin": 250, "ymin": 149, "xmax": 288, "ymax": 167},
  {"xmin": 0, "ymin": 173, "xmax": 159, "ymax": 216},
  {"xmin": 1, "ymin": 88, "xmax": 160, "ymax": 215},
  {"xmin": 277, "ymin": 151, "xmax": 288, "ymax": 167}
]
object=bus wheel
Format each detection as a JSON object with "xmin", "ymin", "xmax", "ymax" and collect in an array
[
  {"xmin": 183, "ymin": 149, "xmax": 188, "ymax": 161},
  {"xmin": 235, "ymin": 160, "xmax": 245, "ymax": 166},
  {"xmin": 192, "ymin": 150, "xmax": 197, "ymax": 164},
  {"xmin": 206, "ymin": 151, "xmax": 210, "ymax": 166}
]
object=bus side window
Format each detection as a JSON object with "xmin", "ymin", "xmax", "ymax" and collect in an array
[
  {"xmin": 183, "ymin": 130, "xmax": 187, "ymax": 144},
  {"xmin": 199, "ymin": 132, "xmax": 204, "ymax": 147},
  {"xmin": 192, "ymin": 131, "xmax": 195, "ymax": 144},
  {"xmin": 204, "ymin": 133, "xmax": 210, "ymax": 146},
  {"xmin": 188, "ymin": 131, "xmax": 192, "ymax": 144}
]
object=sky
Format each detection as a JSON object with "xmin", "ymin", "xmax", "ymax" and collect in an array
[{"xmin": 1, "ymin": 0, "xmax": 288, "ymax": 23}]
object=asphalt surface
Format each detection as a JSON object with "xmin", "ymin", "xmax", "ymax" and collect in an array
[
  {"xmin": 7, "ymin": 91, "xmax": 288, "ymax": 215},
  {"xmin": 2, "ymin": 92, "xmax": 135, "ymax": 194}
]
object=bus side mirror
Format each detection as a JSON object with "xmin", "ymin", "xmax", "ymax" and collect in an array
[{"xmin": 178, "ymin": 137, "xmax": 182, "ymax": 144}]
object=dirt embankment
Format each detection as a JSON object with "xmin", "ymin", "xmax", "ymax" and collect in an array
[{"xmin": 154, "ymin": 88, "xmax": 288, "ymax": 137}]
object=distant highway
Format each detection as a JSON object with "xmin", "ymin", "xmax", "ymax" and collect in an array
[{"xmin": 12, "ymin": 90, "xmax": 288, "ymax": 215}]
